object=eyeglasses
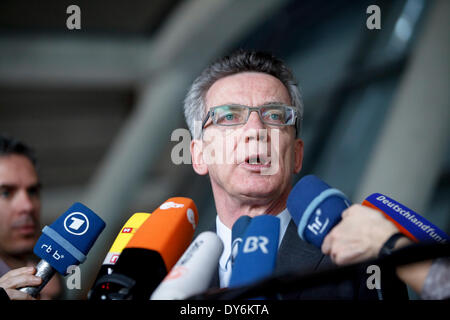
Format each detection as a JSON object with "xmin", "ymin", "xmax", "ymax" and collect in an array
[{"xmin": 201, "ymin": 104, "xmax": 299, "ymax": 130}]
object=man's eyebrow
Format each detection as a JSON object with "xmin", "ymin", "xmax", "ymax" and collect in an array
[
  {"xmin": 28, "ymin": 182, "xmax": 42, "ymax": 190},
  {"xmin": 262, "ymin": 101, "xmax": 289, "ymax": 106},
  {"xmin": 0, "ymin": 184, "xmax": 17, "ymax": 189},
  {"xmin": 0, "ymin": 182, "xmax": 42, "ymax": 190},
  {"xmin": 214, "ymin": 101, "xmax": 288, "ymax": 107}
]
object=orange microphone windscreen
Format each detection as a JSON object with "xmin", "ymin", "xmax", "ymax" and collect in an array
[{"xmin": 125, "ymin": 197, "xmax": 198, "ymax": 271}]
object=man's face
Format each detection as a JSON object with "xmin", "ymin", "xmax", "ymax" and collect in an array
[
  {"xmin": 0, "ymin": 154, "xmax": 41, "ymax": 256},
  {"xmin": 192, "ymin": 72, "xmax": 303, "ymax": 203}
]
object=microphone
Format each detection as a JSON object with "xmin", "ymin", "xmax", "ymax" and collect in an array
[
  {"xmin": 150, "ymin": 231, "xmax": 223, "ymax": 300},
  {"xmin": 287, "ymin": 175, "xmax": 446, "ymax": 300},
  {"xmin": 229, "ymin": 215, "xmax": 280, "ymax": 288},
  {"xmin": 363, "ymin": 193, "xmax": 449, "ymax": 244},
  {"xmin": 89, "ymin": 197, "xmax": 198, "ymax": 300},
  {"xmin": 188, "ymin": 241, "xmax": 450, "ymax": 300},
  {"xmin": 88, "ymin": 212, "xmax": 150, "ymax": 297},
  {"xmin": 287, "ymin": 174, "xmax": 351, "ymax": 247},
  {"xmin": 19, "ymin": 202, "xmax": 106, "ymax": 297},
  {"xmin": 287, "ymin": 175, "xmax": 449, "ymax": 247},
  {"xmin": 231, "ymin": 215, "xmax": 252, "ymax": 266}
]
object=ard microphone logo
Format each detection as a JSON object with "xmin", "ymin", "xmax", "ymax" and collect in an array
[{"xmin": 64, "ymin": 212, "xmax": 90, "ymax": 236}]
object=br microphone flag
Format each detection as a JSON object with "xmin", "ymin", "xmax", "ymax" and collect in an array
[
  {"xmin": 287, "ymin": 174, "xmax": 351, "ymax": 247},
  {"xmin": 21, "ymin": 202, "xmax": 105, "ymax": 297},
  {"xmin": 229, "ymin": 215, "xmax": 280, "ymax": 288},
  {"xmin": 150, "ymin": 231, "xmax": 223, "ymax": 300},
  {"xmin": 231, "ymin": 215, "xmax": 252, "ymax": 266},
  {"xmin": 89, "ymin": 197, "xmax": 198, "ymax": 300},
  {"xmin": 363, "ymin": 193, "xmax": 449, "ymax": 244}
]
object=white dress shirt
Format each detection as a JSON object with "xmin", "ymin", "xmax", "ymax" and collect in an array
[{"xmin": 216, "ymin": 209, "xmax": 291, "ymax": 288}]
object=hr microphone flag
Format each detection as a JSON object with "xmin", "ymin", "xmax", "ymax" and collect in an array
[
  {"xmin": 288, "ymin": 175, "xmax": 449, "ymax": 246},
  {"xmin": 287, "ymin": 174, "xmax": 351, "ymax": 247}
]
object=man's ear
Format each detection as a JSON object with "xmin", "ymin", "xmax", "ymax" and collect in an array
[
  {"xmin": 191, "ymin": 139, "xmax": 208, "ymax": 175},
  {"xmin": 293, "ymin": 138, "xmax": 304, "ymax": 174}
]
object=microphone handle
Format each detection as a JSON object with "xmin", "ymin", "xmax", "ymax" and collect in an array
[{"xmin": 19, "ymin": 260, "xmax": 56, "ymax": 297}]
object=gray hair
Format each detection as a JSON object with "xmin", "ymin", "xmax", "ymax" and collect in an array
[{"xmin": 183, "ymin": 49, "xmax": 303, "ymax": 140}]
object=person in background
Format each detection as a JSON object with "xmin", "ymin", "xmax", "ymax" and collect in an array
[{"xmin": 0, "ymin": 135, "xmax": 61, "ymax": 300}]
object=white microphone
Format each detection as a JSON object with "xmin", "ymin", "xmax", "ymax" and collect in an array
[{"xmin": 150, "ymin": 231, "xmax": 223, "ymax": 300}]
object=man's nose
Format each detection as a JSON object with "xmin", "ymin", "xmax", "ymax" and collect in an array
[
  {"xmin": 14, "ymin": 189, "xmax": 35, "ymax": 213},
  {"xmin": 243, "ymin": 110, "xmax": 267, "ymax": 142}
]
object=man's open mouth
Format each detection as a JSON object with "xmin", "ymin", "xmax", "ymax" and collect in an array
[{"xmin": 243, "ymin": 154, "xmax": 271, "ymax": 166}]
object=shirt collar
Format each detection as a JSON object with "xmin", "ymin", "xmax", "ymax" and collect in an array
[
  {"xmin": 216, "ymin": 215, "xmax": 232, "ymax": 271},
  {"xmin": 277, "ymin": 208, "xmax": 291, "ymax": 247}
]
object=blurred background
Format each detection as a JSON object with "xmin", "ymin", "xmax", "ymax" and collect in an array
[{"xmin": 0, "ymin": 0, "xmax": 448, "ymax": 299}]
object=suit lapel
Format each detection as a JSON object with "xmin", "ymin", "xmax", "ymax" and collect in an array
[
  {"xmin": 275, "ymin": 219, "xmax": 325, "ymax": 276},
  {"xmin": 208, "ymin": 223, "xmax": 221, "ymax": 288}
]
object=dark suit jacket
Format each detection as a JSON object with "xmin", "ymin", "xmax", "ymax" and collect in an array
[{"xmin": 209, "ymin": 219, "xmax": 386, "ymax": 300}]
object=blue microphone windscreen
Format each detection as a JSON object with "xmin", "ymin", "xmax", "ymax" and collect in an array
[
  {"xmin": 34, "ymin": 202, "xmax": 106, "ymax": 275},
  {"xmin": 364, "ymin": 193, "xmax": 450, "ymax": 243},
  {"xmin": 287, "ymin": 175, "xmax": 351, "ymax": 248},
  {"xmin": 232, "ymin": 215, "xmax": 252, "ymax": 243},
  {"xmin": 229, "ymin": 215, "xmax": 280, "ymax": 288},
  {"xmin": 231, "ymin": 215, "xmax": 253, "ymax": 266}
]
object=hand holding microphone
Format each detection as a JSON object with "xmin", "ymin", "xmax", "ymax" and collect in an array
[
  {"xmin": 0, "ymin": 267, "xmax": 42, "ymax": 300},
  {"xmin": 320, "ymin": 192, "xmax": 449, "ymax": 265},
  {"xmin": 288, "ymin": 174, "xmax": 449, "ymax": 299},
  {"xmin": 287, "ymin": 175, "xmax": 449, "ymax": 263},
  {"xmin": 321, "ymin": 204, "xmax": 405, "ymax": 265},
  {"xmin": 320, "ymin": 203, "xmax": 450, "ymax": 299}
]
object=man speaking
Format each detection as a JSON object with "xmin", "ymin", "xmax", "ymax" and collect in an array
[{"xmin": 183, "ymin": 50, "xmax": 378, "ymax": 299}]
